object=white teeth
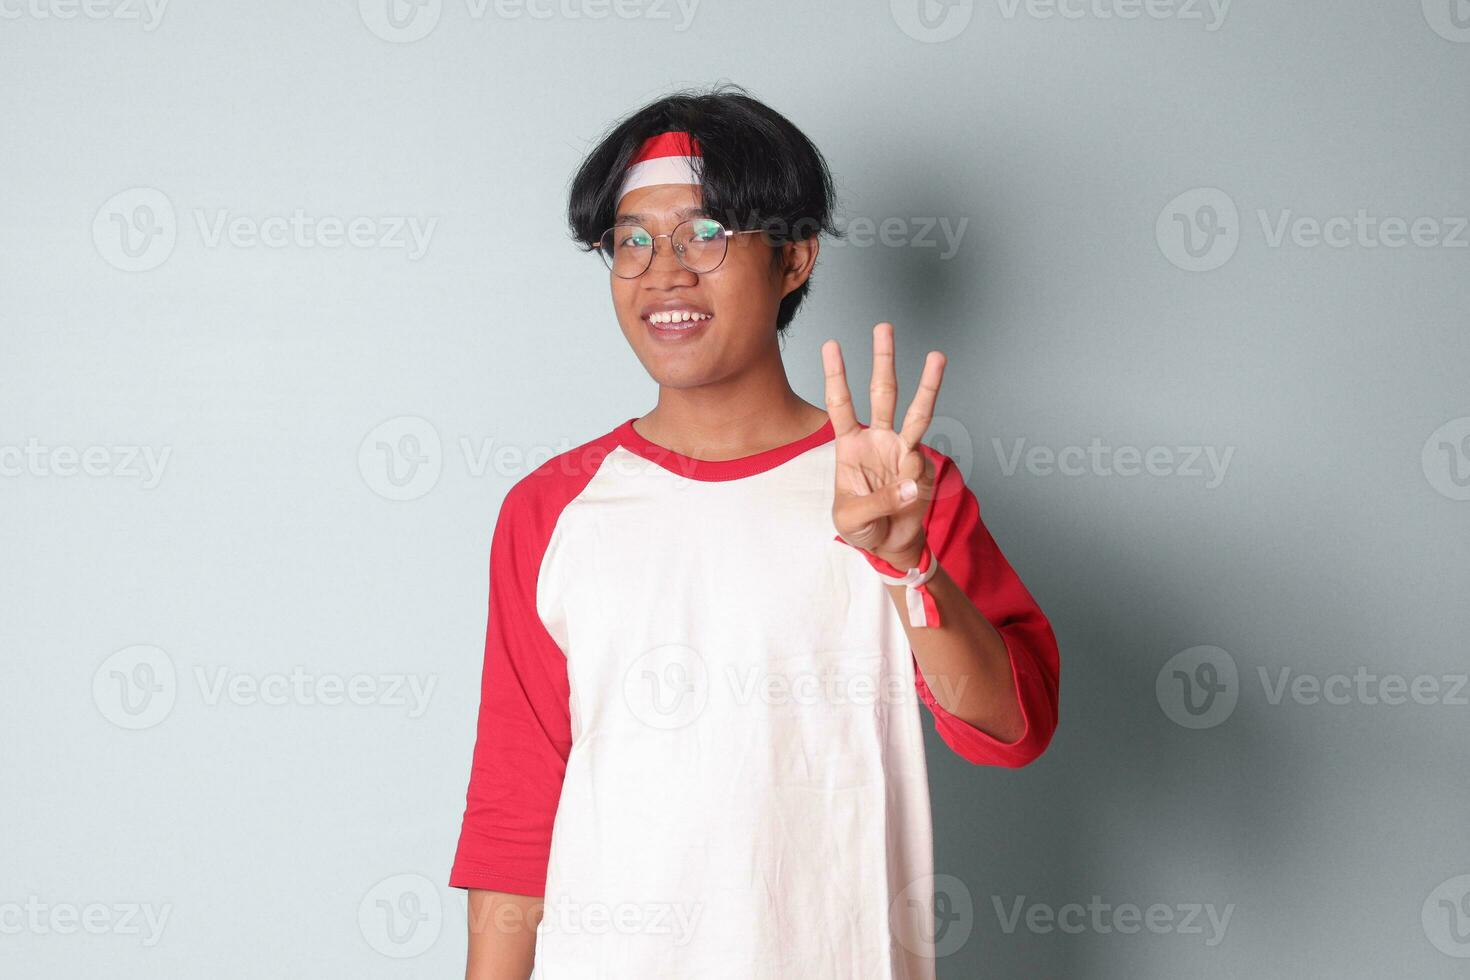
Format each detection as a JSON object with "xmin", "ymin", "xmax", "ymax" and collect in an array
[{"xmin": 648, "ymin": 310, "xmax": 711, "ymax": 325}]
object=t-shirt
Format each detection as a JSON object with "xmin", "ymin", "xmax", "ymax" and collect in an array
[{"xmin": 449, "ymin": 415, "xmax": 1060, "ymax": 979}]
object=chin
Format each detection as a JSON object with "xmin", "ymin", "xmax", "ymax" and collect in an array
[
  {"xmin": 633, "ymin": 350, "xmax": 722, "ymax": 387},
  {"xmin": 645, "ymin": 365, "xmax": 719, "ymax": 389}
]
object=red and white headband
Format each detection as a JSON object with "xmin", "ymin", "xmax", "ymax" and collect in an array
[{"xmin": 617, "ymin": 131, "xmax": 703, "ymax": 202}]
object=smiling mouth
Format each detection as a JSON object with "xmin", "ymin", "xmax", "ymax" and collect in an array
[
  {"xmin": 645, "ymin": 310, "xmax": 713, "ymax": 328},
  {"xmin": 644, "ymin": 310, "xmax": 713, "ymax": 336}
]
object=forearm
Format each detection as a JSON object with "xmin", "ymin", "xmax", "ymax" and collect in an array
[
  {"xmin": 465, "ymin": 889, "xmax": 542, "ymax": 980},
  {"xmin": 883, "ymin": 558, "xmax": 1025, "ymax": 744}
]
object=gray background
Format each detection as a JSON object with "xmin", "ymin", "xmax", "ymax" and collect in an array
[{"xmin": 3, "ymin": 0, "xmax": 1469, "ymax": 977}]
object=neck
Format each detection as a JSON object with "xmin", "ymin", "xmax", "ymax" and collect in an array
[{"xmin": 635, "ymin": 349, "xmax": 829, "ymax": 461}]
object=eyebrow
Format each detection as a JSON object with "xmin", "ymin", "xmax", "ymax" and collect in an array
[{"xmin": 613, "ymin": 206, "xmax": 710, "ymax": 224}]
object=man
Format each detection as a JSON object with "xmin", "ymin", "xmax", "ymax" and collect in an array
[{"xmin": 450, "ymin": 85, "xmax": 1060, "ymax": 979}]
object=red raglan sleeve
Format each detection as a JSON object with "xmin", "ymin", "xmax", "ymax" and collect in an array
[
  {"xmin": 449, "ymin": 481, "xmax": 572, "ymax": 894},
  {"xmin": 912, "ymin": 448, "xmax": 1061, "ymax": 768}
]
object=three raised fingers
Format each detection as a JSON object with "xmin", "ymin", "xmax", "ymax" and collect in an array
[{"xmin": 823, "ymin": 324, "xmax": 946, "ymax": 449}]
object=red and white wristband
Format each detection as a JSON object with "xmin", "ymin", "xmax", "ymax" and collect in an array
[{"xmin": 833, "ymin": 536, "xmax": 943, "ymax": 628}]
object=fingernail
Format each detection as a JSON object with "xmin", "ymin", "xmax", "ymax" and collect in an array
[{"xmin": 899, "ymin": 480, "xmax": 917, "ymax": 502}]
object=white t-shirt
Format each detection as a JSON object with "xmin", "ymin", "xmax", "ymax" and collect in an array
[{"xmin": 450, "ymin": 416, "xmax": 1060, "ymax": 979}]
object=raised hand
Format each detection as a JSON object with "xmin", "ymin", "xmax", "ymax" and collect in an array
[{"xmin": 822, "ymin": 322, "xmax": 947, "ymax": 571}]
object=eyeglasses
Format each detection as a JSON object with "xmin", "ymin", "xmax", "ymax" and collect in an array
[{"xmin": 593, "ymin": 217, "xmax": 765, "ymax": 279}]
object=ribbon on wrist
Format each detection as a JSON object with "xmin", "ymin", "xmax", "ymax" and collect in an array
[{"xmin": 832, "ymin": 535, "xmax": 942, "ymax": 628}]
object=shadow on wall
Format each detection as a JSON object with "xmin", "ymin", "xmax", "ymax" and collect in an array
[
  {"xmin": 864, "ymin": 178, "xmax": 1294, "ymax": 980},
  {"xmin": 923, "ymin": 528, "xmax": 1295, "ymax": 979}
]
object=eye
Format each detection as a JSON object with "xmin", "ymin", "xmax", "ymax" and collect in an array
[
  {"xmin": 619, "ymin": 230, "xmax": 653, "ymax": 248},
  {"xmin": 689, "ymin": 219, "xmax": 723, "ymax": 242}
]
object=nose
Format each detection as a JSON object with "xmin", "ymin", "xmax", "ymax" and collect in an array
[{"xmin": 642, "ymin": 236, "xmax": 698, "ymax": 287}]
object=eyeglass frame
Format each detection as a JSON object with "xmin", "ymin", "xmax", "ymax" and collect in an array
[{"xmin": 591, "ymin": 217, "xmax": 770, "ymax": 279}]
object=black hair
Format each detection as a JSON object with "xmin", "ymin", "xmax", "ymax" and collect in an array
[{"xmin": 567, "ymin": 83, "xmax": 839, "ymax": 334}]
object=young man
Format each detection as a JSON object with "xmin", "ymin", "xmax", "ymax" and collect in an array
[{"xmin": 450, "ymin": 87, "xmax": 1060, "ymax": 979}]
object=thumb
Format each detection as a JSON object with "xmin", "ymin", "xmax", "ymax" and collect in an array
[{"xmin": 843, "ymin": 479, "xmax": 919, "ymax": 530}]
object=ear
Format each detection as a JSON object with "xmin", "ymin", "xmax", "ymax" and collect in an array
[{"xmin": 778, "ymin": 236, "xmax": 820, "ymax": 297}]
